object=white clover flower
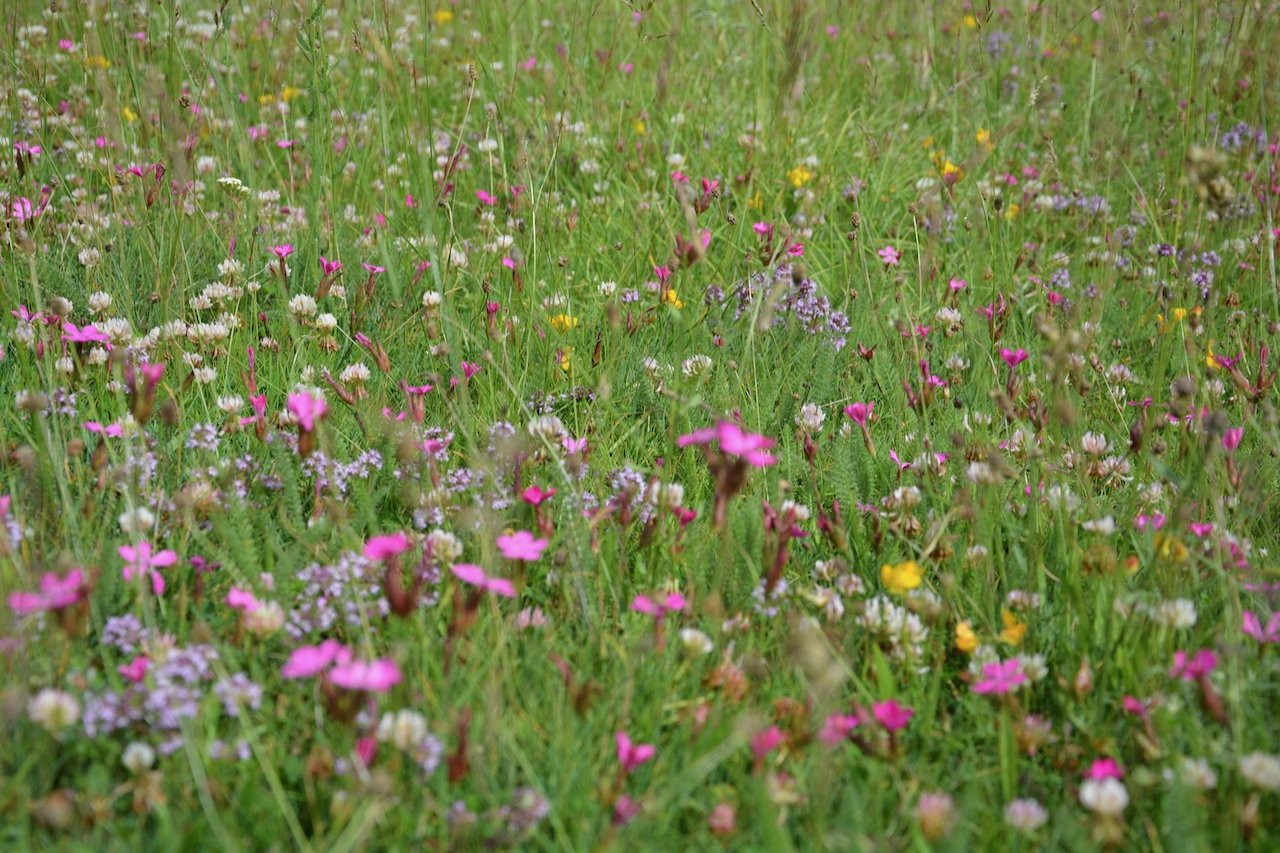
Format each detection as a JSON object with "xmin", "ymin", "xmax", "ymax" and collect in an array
[
  {"xmin": 122, "ymin": 742, "xmax": 157, "ymax": 774},
  {"xmin": 377, "ymin": 710, "xmax": 428, "ymax": 751},
  {"xmin": 28, "ymin": 689, "xmax": 80, "ymax": 734},
  {"xmin": 1079, "ymin": 778, "xmax": 1128, "ymax": 817}
]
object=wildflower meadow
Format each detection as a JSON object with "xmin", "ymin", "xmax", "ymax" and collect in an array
[{"xmin": 4, "ymin": 1, "xmax": 1280, "ymax": 848}]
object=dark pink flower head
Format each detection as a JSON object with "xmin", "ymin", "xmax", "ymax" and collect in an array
[
  {"xmin": 1000, "ymin": 348, "xmax": 1029, "ymax": 369},
  {"xmin": 119, "ymin": 655, "xmax": 149, "ymax": 684},
  {"xmin": 8, "ymin": 568, "xmax": 88, "ymax": 614},
  {"xmin": 1170, "ymin": 649, "xmax": 1218, "ymax": 681},
  {"xmin": 562, "ymin": 435, "xmax": 588, "ymax": 454},
  {"xmin": 226, "ymin": 587, "xmax": 261, "ymax": 612},
  {"xmin": 971, "ymin": 659, "xmax": 1027, "ymax": 695},
  {"xmin": 451, "ymin": 563, "xmax": 517, "ymax": 598},
  {"xmin": 496, "ymin": 530, "xmax": 548, "ymax": 561},
  {"xmin": 1084, "ymin": 758, "xmax": 1124, "ymax": 780},
  {"xmin": 118, "ymin": 541, "xmax": 178, "ymax": 595},
  {"xmin": 1221, "ymin": 427, "xmax": 1244, "ymax": 453},
  {"xmin": 476, "ymin": 189, "xmax": 497, "ymax": 206},
  {"xmin": 1243, "ymin": 610, "xmax": 1280, "ymax": 643},
  {"xmin": 750, "ymin": 725, "xmax": 784, "ymax": 761},
  {"xmin": 631, "ymin": 592, "xmax": 687, "ymax": 616},
  {"xmin": 271, "ymin": 244, "xmax": 294, "ymax": 260},
  {"xmin": 62, "ymin": 322, "xmax": 111, "ymax": 344},
  {"xmin": 328, "ymin": 659, "xmax": 402, "ymax": 693},
  {"xmin": 364, "ymin": 532, "xmax": 410, "ymax": 561},
  {"xmin": 361, "ymin": 263, "xmax": 386, "ymax": 275},
  {"xmin": 615, "ymin": 731, "xmax": 656, "ymax": 773},
  {"xmin": 281, "ymin": 640, "xmax": 350, "ymax": 679},
  {"xmin": 287, "ymin": 391, "xmax": 327, "ymax": 432},
  {"xmin": 716, "ymin": 422, "xmax": 776, "ymax": 467},
  {"xmin": 520, "ymin": 485, "xmax": 556, "ymax": 507},
  {"xmin": 872, "ymin": 699, "xmax": 914, "ymax": 732},
  {"xmin": 319, "ymin": 256, "xmax": 342, "ymax": 274},
  {"xmin": 878, "ymin": 245, "xmax": 900, "ymax": 267},
  {"xmin": 818, "ymin": 713, "xmax": 859, "ymax": 747},
  {"xmin": 844, "ymin": 402, "xmax": 873, "ymax": 427}
]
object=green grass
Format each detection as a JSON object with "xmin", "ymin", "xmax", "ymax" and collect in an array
[{"xmin": 2, "ymin": 0, "xmax": 1280, "ymax": 848}]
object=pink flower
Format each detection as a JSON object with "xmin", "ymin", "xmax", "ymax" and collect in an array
[
  {"xmin": 364, "ymin": 532, "xmax": 410, "ymax": 560},
  {"xmin": 328, "ymin": 659, "xmax": 402, "ymax": 693},
  {"xmin": 613, "ymin": 795, "xmax": 641, "ymax": 826},
  {"xmin": 451, "ymin": 564, "xmax": 517, "ymax": 598},
  {"xmin": 631, "ymin": 592, "xmax": 687, "ymax": 616},
  {"xmin": 616, "ymin": 731, "xmax": 656, "ymax": 772},
  {"xmin": 62, "ymin": 322, "xmax": 111, "ymax": 344},
  {"xmin": 1243, "ymin": 610, "xmax": 1280, "ymax": 643},
  {"xmin": 520, "ymin": 485, "xmax": 556, "ymax": 507},
  {"xmin": 1084, "ymin": 757, "xmax": 1124, "ymax": 780},
  {"xmin": 1222, "ymin": 427, "xmax": 1244, "ymax": 453},
  {"xmin": 949, "ymin": 277, "xmax": 967, "ymax": 291},
  {"xmin": 287, "ymin": 391, "xmax": 328, "ymax": 432},
  {"xmin": 872, "ymin": 699, "xmax": 913, "ymax": 732},
  {"xmin": 319, "ymin": 256, "xmax": 341, "ymax": 274},
  {"xmin": 681, "ymin": 421, "xmax": 778, "ymax": 467},
  {"xmin": 843, "ymin": 402, "xmax": 873, "ymax": 426},
  {"xmin": 1121, "ymin": 695, "xmax": 1150, "ymax": 717},
  {"xmin": 271, "ymin": 244, "xmax": 294, "ymax": 260},
  {"xmin": 226, "ymin": 588, "xmax": 261, "ymax": 612},
  {"xmin": 476, "ymin": 189, "xmax": 497, "ymax": 206},
  {"xmin": 1134, "ymin": 513, "xmax": 1166, "ymax": 532},
  {"xmin": 562, "ymin": 435, "xmax": 588, "ymax": 454},
  {"xmin": 84, "ymin": 421, "xmax": 124, "ymax": 438},
  {"xmin": 1000, "ymin": 348, "xmax": 1029, "ymax": 368},
  {"xmin": 878, "ymin": 245, "xmax": 901, "ymax": 267},
  {"xmin": 751, "ymin": 725, "xmax": 785, "ymax": 761},
  {"xmin": 496, "ymin": 530, "xmax": 548, "ymax": 561},
  {"xmin": 118, "ymin": 541, "xmax": 178, "ymax": 595},
  {"xmin": 1170, "ymin": 649, "xmax": 1218, "ymax": 682},
  {"xmin": 281, "ymin": 640, "xmax": 350, "ymax": 679},
  {"xmin": 818, "ymin": 713, "xmax": 859, "ymax": 747},
  {"xmin": 119, "ymin": 655, "xmax": 149, "ymax": 684},
  {"xmin": 8, "ymin": 568, "xmax": 88, "ymax": 614},
  {"xmin": 971, "ymin": 659, "xmax": 1027, "ymax": 695}
]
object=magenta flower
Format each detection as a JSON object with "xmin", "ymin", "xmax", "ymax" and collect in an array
[
  {"xmin": 818, "ymin": 713, "xmax": 860, "ymax": 747},
  {"xmin": 118, "ymin": 541, "xmax": 178, "ymax": 595},
  {"xmin": 8, "ymin": 568, "xmax": 88, "ymax": 615},
  {"xmin": 319, "ymin": 256, "xmax": 342, "ymax": 274},
  {"xmin": 1084, "ymin": 757, "xmax": 1124, "ymax": 780},
  {"xmin": 971, "ymin": 659, "xmax": 1028, "ymax": 695},
  {"xmin": 878, "ymin": 245, "xmax": 900, "ymax": 267},
  {"xmin": 1000, "ymin": 348, "xmax": 1029, "ymax": 368},
  {"xmin": 677, "ymin": 421, "xmax": 777, "ymax": 467},
  {"xmin": 562, "ymin": 435, "xmax": 588, "ymax": 454},
  {"xmin": 872, "ymin": 699, "xmax": 914, "ymax": 732},
  {"xmin": 613, "ymin": 795, "xmax": 641, "ymax": 826},
  {"xmin": 476, "ymin": 189, "xmax": 497, "ymax": 206},
  {"xmin": 83, "ymin": 421, "xmax": 124, "ymax": 437},
  {"xmin": 364, "ymin": 532, "xmax": 410, "ymax": 561},
  {"xmin": 615, "ymin": 731, "xmax": 656, "ymax": 773},
  {"xmin": 119, "ymin": 655, "xmax": 149, "ymax": 684},
  {"xmin": 226, "ymin": 587, "xmax": 261, "ymax": 612},
  {"xmin": 281, "ymin": 640, "xmax": 350, "ymax": 679},
  {"xmin": 62, "ymin": 322, "xmax": 111, "ymax": 344},
  {"xmin": 451, "ymin": 564, "xmax": 517, "ymax": 598},
  {"xmin": 271, "ymin": 244, "xmax": 294, "ymax": 260},
  {"xmin": 496, "ymin": 530, "xmax": 548, "ymax": 561},
  {"xmin": 750, "ymin": 725, "xmax": 784, "ymax": 761},
  {"xmin": 1222, "ymin": 427, "xmax": 1244, "ymax": 453},
  {"xmin": 287, "ymin": 391, "xmax": 328, "ymax": 432},
  {"xmin": 328, "ymin": 659, "xmax": 402, "ymax": 693},
  {"xmin": 1170, "ymin": 649, "xmax": 1218, "ymax": 682},
  {"xmin": 843, "ymin": 402, "xmax": 873, "ymax": 426},
  {"xmin": 1243, "ymin": 610, "xmax": 1280, "ymax": 643},
  {"xmin": 520, "ymin": 485, "xmax": 556, "ymax": 507},
  {"xmin": 631, "ymin": 592, "xmax": 688, "ymax": 616}
]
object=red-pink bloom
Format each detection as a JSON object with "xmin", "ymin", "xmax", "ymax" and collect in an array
[
  {"xmin": 319, "ymin": 256, "xmax": 342, "ymax": 274},
  {"xmin": 971, "ymin": 659, "xmax": 1027, "ymax": 695},
  {"xmin": 83, "ymin": 421, "xmax": 124, "ymax": 437},
  {"xmin": 287, "ymin": 391, "xmax": 327, "ymax": 432},
  {"xmin": 615, "ymin": 731, "xmax": 656, "ymax": 772},
  {"xmin": 451, "ymin": 564, "xmax": 517, "ymax": 598},
  {"xmin": 818, "ymin": 713, "xmax": 859, "ymax": 747},
  {"xmin": 1243, "ymin": 610, "xmax": 1280, "ymax": 643},
  {"xmin": 281, "ymin": 640, "xmax": 350, "ymax": 679},
  {"xmin": 62, "ymin": 322, "xmax": 111, "ymax": 344},
  {"xmin": 476, "ymin": 189, "xmax": 497, "ymax": 206},
  {"xmin": 877, "ymin": 245, "xmax": 900, "ymax": 266},
  {"xmin": 328, "ymin": 659, "xmax": 402, "ymax": 693},
  {"xmin": 677, "ymin": 421, "xmax": 777, "ymax": 467},
  {"xmin": 1222, "ymin": 427, "xmax": 1244, "ymax": 452},
  {"xmin": 1084, "ymin": 758, "xmax": 1124, "ymax": 780},
  {"xmin": 843, "ymin": 402, "xmax": 873, "ymax": 426},
  {"xmin": 271, "ymin": 244, "xmax": 294, "ymax": 260},
  {"xmin": 118, "ymin": 541, "xmax": 178, "ymax": 595},
  {"xmin": 1133, "ymin": 513, "xmax": 1166, "ymax": 532},
  {"xmin": 562, "ymin": 435, "xmax": 588, "ymax": 454},
  {"xmin": 226, "ymin": 587, "xmax": 261, "ymax": 612},
  {"xmin": 1000, "ymin": 348, "xmax": 1029, "ymax": 368},
  {"xmin": 1170, "ymin": 649, "xmax": 1218, "ymax": 682},
  {"xmin": 496, "ymin": 530, "xmax": 548, "ymax": 561},
  {"xmin": 119, "ymin": 655, "xmax": 149, "ymax": 684},
  {"xmin": 520, "ymin": 485, "xmax": 556, "ymax": 507},
  {"xmin": 631, "ymin": 592, "xmax": 687, "ymax": 616},
  {"xmin": 8, "ymin": 568, "xmax": 88, "ymax": 614},
  {"xmin": 750, "ymin": 725, "xmax": 784, "ymax": 761},
  {"xmin": 364, "ymin": 532, "xmax": 411, "ymax": 561},
  {"xmin": 872, "ymin": 699, "xmax": 914, "ymax": 732},
  {"xmin": 613, "ymin": 795, "xmax": 641, "ymax": 826},
  {"xmin": 1121, "ymin": 695, "xmax": 1150, "ymax": 717}
]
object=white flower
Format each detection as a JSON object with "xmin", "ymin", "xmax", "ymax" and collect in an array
[
  {"xmin": 243, "ymin": 601, "xmax": 285, "ymax": 638},
  {"xmin": 1172, "ymin": 757, "xmax": 1217, "ymax": 791},
  {"xmin": 88, "ymin": 291, "xmax": 112, "ymax": 313},
  {"xmin": 426, "ymin": 529, "xmax": 463, "ymax": 564},
  {"xmin": 678, "ymin": 628, "xmax": 713, "ymax": 655},
  {"xmin": 527, "ymin": 415, "xmax": 566, "ymax": 443},
  {"xmin": 119, "ymin": 507, "xmax": 155, "ymax": 535},
  {"xmin": 681, "ymin": 354, "xmax": 713, "ymax": 379},
  {"xmin": 1079, "ymin": 778, "xmax": 1128, "ymax": 817},
  {"xmin": 1004, "ymin": 798, "xmax": 1048, "ymax": 832},
  {"xmin": 422, "ymin": 290, "xmax": 443, "ymax": 309},
  {"xmin": 288, "ymin": 294, "xmax": 318, "ymax": 318},
  {"xmin": 795, "ymin": 403, "xmax": 825, "ymax": 433},
  {"xmin": 1240, "ymin": 753, "xmax": 1280, "ymax": 791},
  {"xmin": 376, "ymin": 710, "xmax": 428, "ymax": 750},
  {"xmin": 122, "ymin": 742, "xmax": 157, "ymax": 774},
  {"xmin": 316, "ymin": 313, "xmax": 338, "ymax": 333},
  {"xmin": 339, "ymin": 363, "xmax": 371, "ymax": 385},
  {"xmin": 28, "ymin": 689, "xmax": 80, "ymax": 734}
]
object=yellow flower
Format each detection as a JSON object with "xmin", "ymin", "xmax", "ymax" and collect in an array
[
  {"xmin": 661, "ymin": 288, "xmax": 684, "ymax": 309},
  {"xmin": 1004, "ymin": 202, "xmax": 1020, "ymax": 220},
  {"xmin": 998, "ymin": 608, "xmax": 1027, "ymax": 646},
  {"xmin": 549, "ymin": 313, "xmax": 579, "ymax": 333},
  {"xmin": 433, "ymin": 9, "xmax": 454, "ymax": 24},
  {"xmin": 941, "ymin": 160, "xmax": 964, "ymax": 183},
  {"xmin": 281, "ymin": 86, "xmax": 303, "ymax": 103},
  {"xmin": 963, "ymin": 14, "xmax": 978, "ymax": 29},
  {"xmin": 1205, "ymin": 342, "xmax": 1218, "ymax": 369},
  {"xmin": 747, "ymin": 193, "xmax": 763, "ymax": 211},
  {"xmin": 955, "ymin": 621, "xmax": 979, "ymax": 654},
  {"xmin": 881, "ymin": 560, "xmax": 923, "ymax": 595},
  {"xmin": 84, "ymin": 55, "xmax": 111, "ymax": 70},
  {"xmin": 633, "ymin": 118, "xmax": 647, "ymax": 136},
  {"xmin": 921, "ymin": 135, "xmax": 935, "ymax": 150},
  {"xmin": 976, "ymin": 128, "xmax": 991, "ymax": 145},
  {"xmin": 258, "ymin": 93, "xmax": 276, "ymax": 107},
  {"xmin": 121, "ymin": 107, "xmax": 138, "ymax": 123},
  {"xmin": 787, "ymin": 165, "xmax": 813, "ymax": 188},
  {"xmin": 557, "ymin": 347, "xmax": 572, "ymax": 374},
  {"xmin": 1155, "ymin": 534, "xmax": 1188, "ymax": 563}
]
